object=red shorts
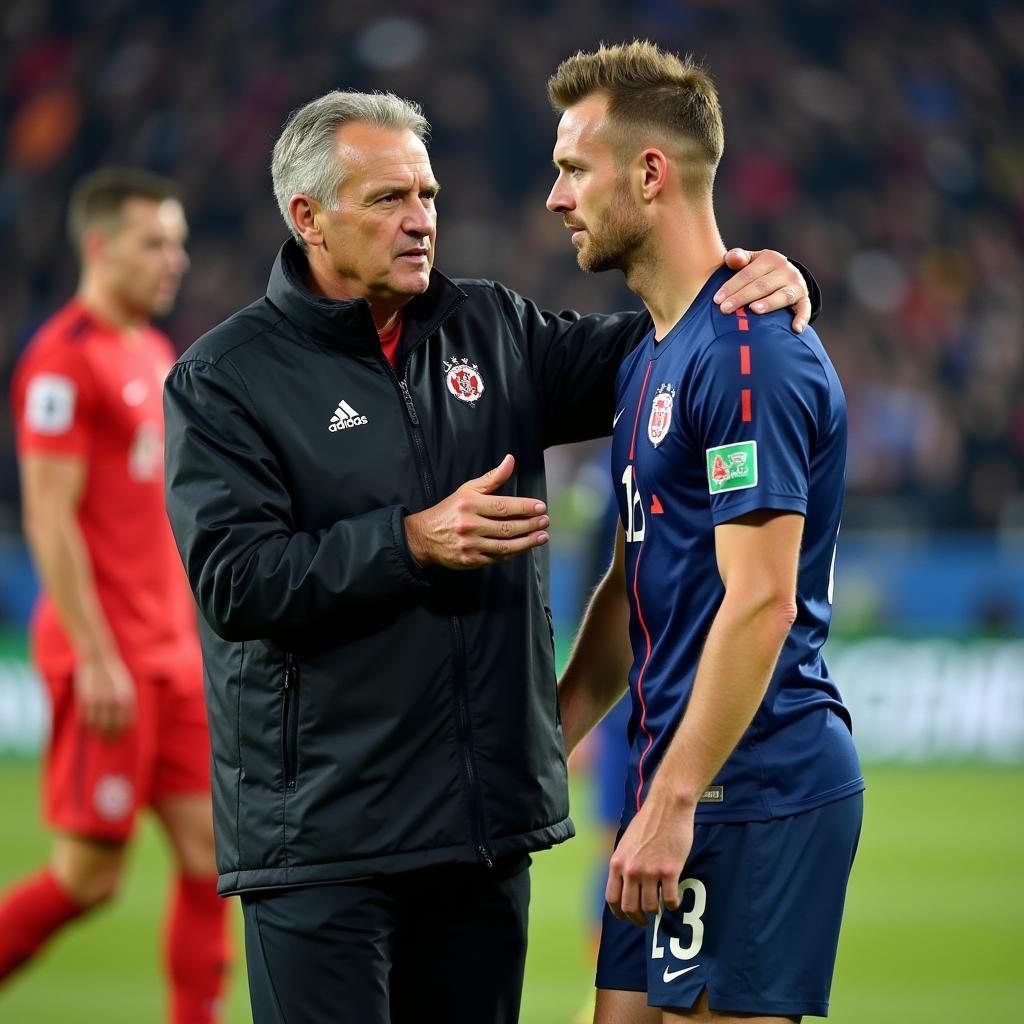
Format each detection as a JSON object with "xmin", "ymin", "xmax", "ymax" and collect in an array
[{"xmin": 42, "ymin": 657, "xmax": 211, "ymax": 842}]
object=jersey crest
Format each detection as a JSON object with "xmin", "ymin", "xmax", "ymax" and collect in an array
[
  {"xmin": 443, "ymin": 356, "xmax": 485, "ymax": 404},
  {"xmin": 648, "ymin": 383, "xmax": 675, "ymax": 447}
]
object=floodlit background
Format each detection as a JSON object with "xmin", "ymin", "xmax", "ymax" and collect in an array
[{"xmin": 1, "ymin": 1, "xmax": 1022, "ymax": 1021}]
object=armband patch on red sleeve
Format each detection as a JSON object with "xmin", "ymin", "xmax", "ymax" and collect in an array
[{"xmin": 25, "ymin": 374, "xmax": 77, "ymax": 435}]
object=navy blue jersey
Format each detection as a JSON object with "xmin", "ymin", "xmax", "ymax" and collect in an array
[{"xmin": 611, "ymin": 267, "xmax": 863, "ymax": 825}]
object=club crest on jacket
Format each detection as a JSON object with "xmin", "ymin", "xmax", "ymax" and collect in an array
[{"xmin": 443, "ymin": 356, "xmax": 485, "ymax": 404}]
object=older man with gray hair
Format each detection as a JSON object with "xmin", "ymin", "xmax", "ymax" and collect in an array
[{"xmin": 162, "ymin": 88, "xmax": 815, "ymax": 1023}]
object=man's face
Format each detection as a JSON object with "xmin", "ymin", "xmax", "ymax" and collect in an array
[
  {"xmin": 309, "ymin": 124, "xmax": 439, "ymax": 303},
  {"xmin": 546, "ymin": 94, "xmax": 650, "ymax": 273},
  {"xmin": 100, "ymin": 197, "xmax": 190, "ymax": 317}
]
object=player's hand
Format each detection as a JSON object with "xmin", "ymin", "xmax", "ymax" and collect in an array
[
  {"xmin": 716, "ymin": 248, "xmax": 811, "ymax": 333},
  {"xmin": 404, "ymin": 454, "xmax": 550, "ymax": 569},
  {"xmin": 606, "ymin": 788, "xmax": 695, "ymax": 928},
  {"xmin": 74, "ymin": 652, "xmax": 136, "ymax": 738}
]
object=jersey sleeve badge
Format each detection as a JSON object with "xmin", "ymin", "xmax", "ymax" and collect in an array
[
  {"xmin": 706, "ymin": 441, "xmax": 758, "ymax": 493},
  {"xmin": 648, "ymin": 383, "xmax": 676, "ymax": 447},
  {"xmin": 25, "ymin": 374, "xmax": 77, "ymax": 434}
]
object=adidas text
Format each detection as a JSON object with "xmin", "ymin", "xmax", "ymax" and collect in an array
[
  {"xmin": 329, "ymin": 400, "xmax": 368, "ymax": 432},
  {"xmin": 329, "ymin": 415, "xmax": 368, "ymax": 432}
]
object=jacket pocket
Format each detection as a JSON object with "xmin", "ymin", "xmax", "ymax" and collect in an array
[
  {"xmin": 544, "ymin": 605, "xmax": 561, "ymax": 726},
  {"xmin": 281, "ymin": 653, "xmax": 300, "ymax": 791}
]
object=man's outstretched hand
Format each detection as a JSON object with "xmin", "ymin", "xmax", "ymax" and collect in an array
[
  {"xmin": 405, "ymin": 454, "xmax": 550, "ymax": 570},
  {"xmin": 717, "ymin": 248, "xmax": 811, "ymax": 333}
]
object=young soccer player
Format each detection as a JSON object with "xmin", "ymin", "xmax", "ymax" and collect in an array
[
  {"xmin": 0, "ymin": 168, "xmax": 229, "ymax": 1024},
  {"xmin": 549, "ymin": 44, "xmax": 863, "ymax": 1022}
]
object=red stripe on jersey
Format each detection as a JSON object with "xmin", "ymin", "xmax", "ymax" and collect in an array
[
  {"xmin": 740, "ymin": 345, "xmax": 751, "ymax": 375},
  {"xmin": 630, "ymin": 509, "xmax": 655, "ymax": 812},
  {"xmin": 741, "ymin": 388, "xmax": 752, "ymax": 422},
  {"xmin": 628, "ymin": 360, "xmax": 654, "ymax": 461}
]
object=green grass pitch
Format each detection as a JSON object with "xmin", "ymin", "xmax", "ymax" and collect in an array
[{"xmin": 0, "ymin": 761, "xmax": 1021, "ymax": 1022}]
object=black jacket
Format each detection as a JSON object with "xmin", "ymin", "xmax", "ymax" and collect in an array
[{"xmin": 163, "ymin": 242, "xmax": 653, "ymax": 894}]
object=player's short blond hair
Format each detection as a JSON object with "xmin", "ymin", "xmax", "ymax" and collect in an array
[
  {"xmin": 67, "ymin": 167, "xmax": 182, "ymax": 248},
  {"xmin": 547, "ymin": 41, "xmax": 724, "ymax": 197}
]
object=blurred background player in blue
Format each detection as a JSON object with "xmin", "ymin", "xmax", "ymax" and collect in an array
[{"xmin": 551, "ymin": 43, "xmax": 862, "ymax": 1022}]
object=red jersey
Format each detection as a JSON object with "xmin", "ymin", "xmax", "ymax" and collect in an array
[{"xmin": 11, "ymin": 299, "xmax": 200, "ymax": 679}]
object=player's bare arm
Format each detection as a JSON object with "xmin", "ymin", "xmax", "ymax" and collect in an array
[
  {"xmin": 558, "ymin": 524, "xmax": 631, "ymax": 755},
  {"xmin": 404, "ymin": 453, "xmax": 550, "ymax": 569},
  {"xmin": 20, "ymin": 453, "xmax": 135, "ymax": 737},
  {"xmin": 606, "ymin": 510, "xmax": 803, "ymax": 927},
  {"xmin": 717, "ymin": 248, "xmax": 812, "ymax": 332}
]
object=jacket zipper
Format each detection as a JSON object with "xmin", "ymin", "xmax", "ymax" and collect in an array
[
  {"xmin": 282, "ymin": 653, "xmax": 299, "ymax": 791},
  {"xmin": 376, "ymin": 325, "xmax": 494, "ymax": 869},
  {"xmin": 450, "ymin": 616, "xmax": 494, "ymax": 869},
  {"xmin": 398, "ymin": 379, "xmax": 433, "ymax": 503}
]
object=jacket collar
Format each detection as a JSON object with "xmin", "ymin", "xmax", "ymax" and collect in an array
[{"xmin": 266, "ymin": 239, "xmax": 466, "ymax": 352}]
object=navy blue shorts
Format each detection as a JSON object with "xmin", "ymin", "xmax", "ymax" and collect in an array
[{"xmin": 595, "ymin": 793, "xmax": 862, "ymax": 1017}]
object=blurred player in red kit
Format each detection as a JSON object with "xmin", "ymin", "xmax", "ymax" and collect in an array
[{"xmin": 0, "ymin": 168, "xmax": 229, "ymax": 1023}]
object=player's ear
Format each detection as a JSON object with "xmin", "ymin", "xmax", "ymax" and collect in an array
[
  {"xmin": 638, "ymin": 148, "xmax": 669, "ymax": 201},
  {"xmin": 289, "ymin": 195, "xmax": 324, "ymax": 248},
  {"xmin": 79, "ymin": 226, "xmax": 108, "ymax": 265}
]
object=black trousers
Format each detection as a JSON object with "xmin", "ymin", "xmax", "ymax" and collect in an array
[{"xmin": 242, "ymin": 855, "xmax": 531, "ymax": 1024}]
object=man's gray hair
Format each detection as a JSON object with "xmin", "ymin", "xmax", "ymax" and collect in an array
[{"xmin": 271, "ymin": 90, "xmax": 430, "ymax": 248}]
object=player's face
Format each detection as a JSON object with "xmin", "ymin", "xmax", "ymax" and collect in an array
[
  {"xmin": 310, "ymin": 124, "xmax": 439, "ymax": 304},
  {"xmin": 102, "ymin": 198, "xmax": 190, "ymax": 318},
  {"xmin": 546, "ymin": 94, "xmax": 650, "ymax": 273}
]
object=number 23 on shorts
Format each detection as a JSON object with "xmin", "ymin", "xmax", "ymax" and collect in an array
[{"xmin": 651, "ymin": 878, "xmax": 707, "ymax": 962}]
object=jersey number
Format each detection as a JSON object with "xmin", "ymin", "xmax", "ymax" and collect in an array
[
  {"xmin": 651, "ymin": 878, "xmax": 707, "ymax": 961},
  {"xmin": 621, "ymin": 465, "xmax": 646, "ymax": 543}
]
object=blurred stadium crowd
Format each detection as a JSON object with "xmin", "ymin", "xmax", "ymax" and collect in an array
[{"xmin": 0, "ymin": 0, "xmax": 1021, "ymax": 534}]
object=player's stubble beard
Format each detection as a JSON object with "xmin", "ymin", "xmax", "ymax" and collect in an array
[
  {"xmin": 109, "ymin": 254, "xmax": 182, "ymax": 321},
  {"xmin": 576, "ymin": 175, "xmax": 651, "ymax": 274}
]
